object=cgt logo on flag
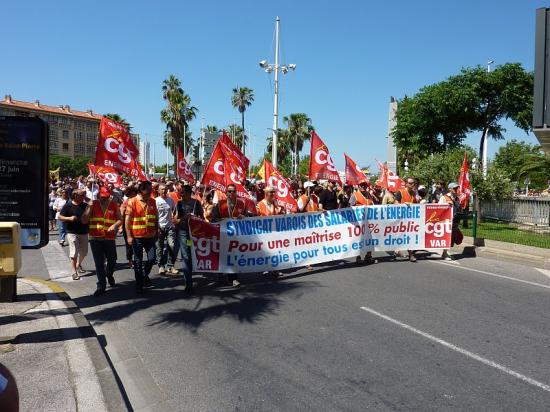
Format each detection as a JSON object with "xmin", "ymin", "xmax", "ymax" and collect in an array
[
  {"xmin": 190, "ymin": 216, "xmax": 220, "ymax": 271},
  {"xmin": 424, "ymin": 204, "xmax": 453, "ymax": 249}
]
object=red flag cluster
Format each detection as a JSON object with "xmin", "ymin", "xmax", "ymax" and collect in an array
[
  {"xmin": 93, "ymin": 118, "xmax": 147, "ymax": 184},
  {"xmin": 309, "ymin": 131, "xmax": 342, "ymax": 184},
  {"xmin": 264, "ymin": 160, "xmax": 298, "ymax": 212},
  {"xmin": 201, "ymin": 130, "xmax": 255, "ymax": 210}
]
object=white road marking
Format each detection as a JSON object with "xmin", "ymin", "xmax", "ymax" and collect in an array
[
  {"xmin": 360, "ymin": 306, "xmax": 550, "ymax": 393},
  {"xmin": 535, "ymin": 268, "xmax": 550, "ymax": 279},
  {"xmin": 432, "ymin": 261, "xmax": 550, "ymax": 290}
]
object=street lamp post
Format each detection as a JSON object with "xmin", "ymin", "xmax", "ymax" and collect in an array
[
  {"xmin": 259, "ymin": 16, "xmax": 296, "ymax": 168},
  {"xmin": 482, "ymin": 60, "xmax": 494, "ymax": 178}
]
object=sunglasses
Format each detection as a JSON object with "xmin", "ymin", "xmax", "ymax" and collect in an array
[{"xmin": 227, "ymin": 190, "xmax": 235, "ymax": 193}]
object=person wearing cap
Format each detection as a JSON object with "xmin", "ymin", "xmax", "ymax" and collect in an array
[
  {"xmin": 417, "ymin": 185, "xmax": 428, "ymax": 204},
  {"xmin": 297, "ymin": 181, "xmax": 320, "ymax": 213},
  {"xmin": 439, "ymin": 182, "xmax": 464, "ymax": 260},
  {"xmin": 88, "ymin": 187, "xmax": 123, "ymax": 296},
  {"xmin": 350, "ymin": 182, "xmax": 376, "ymax": 206}
]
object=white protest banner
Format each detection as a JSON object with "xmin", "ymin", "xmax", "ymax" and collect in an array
[{"xmin": 190, "ymin": 204, "xmax": 452, "ymax": 273}]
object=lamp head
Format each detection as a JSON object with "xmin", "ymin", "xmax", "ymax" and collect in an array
[
  {"xmin": 288, "ymin": 63, "xmax": 297, "ymax": 70},
  {"xmin": 259, "ymin": 60, "xmax": 268, "ymax": 68}
]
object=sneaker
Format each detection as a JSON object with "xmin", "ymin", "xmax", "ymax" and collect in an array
[
  {"xmin": 144, "ymin": 276, "xmax": 152, "ymax": 287},
  {"xmin": 93, "ymin": 288, "xmax": 105, "ymax": 297},
  {"xmin": 72, "ymin": 272, "xmax": 80, "ymax": 281},
  {"xmin": 442, "ymin": 255, "xmax": 453, "ymax": 261},
  {"xmin": 409, "ymin": 255, "xmax": 417, "ymax": 262},
  {"xmin": 355, "ymin": 256, "xmax": 362, "ymax": 264},
  {"xmin": 158, "ymin": 266, "xmax": 166, "ymax": 275},
  {"xmin": 365, "ymin": 257, "xmax": 378, "ymax": 265},
  {"xmin": 107, "ymin": 275, "xmax": 116, "ymax": 287},
  {"xmin": 232, "ymin": 280, "xmax": 241, "ymax": 287},
  {"xmin": 168, "ymin": 267, "xmax": 179, "ymax": 274},
  {"xmin": 262, "ymin": 271, "xmax": 270, "ymax": 275},
  {"xmin": 77, "ymin": 265, "xmax": 86, "ymax": 274}
]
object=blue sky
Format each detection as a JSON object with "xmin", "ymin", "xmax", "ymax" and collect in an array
[{"xmin": 2, "ymin": 0, "xmax": 545, "ymax": 171}]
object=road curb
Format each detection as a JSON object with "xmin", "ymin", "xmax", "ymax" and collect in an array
[{"xmin": 21, "ymin": 277, "xmax": 129, "ymax": 411}]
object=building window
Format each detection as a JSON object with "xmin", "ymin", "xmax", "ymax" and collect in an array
[
  {"xmin": 62, "ymin": 143, "xmax": 69, "ymax": 152},
  {"xmin": 74, "ymin": 131, "xmax": 84, "ymax": 141},
  {"xmin": 86, "ymin": 132, "xmax": 96, "ymax": 142},
  {"xmin": 62, "ymin": 130, "xmax": 69, "ymax": 139},
  {"xmin": 49, "ymin": 141, "xmax": 58, "ymax": 150},
  {"xmin": 49, "ymin": 128, "xmax": 57, "ymax": 138},
  {"xmin": 74, "ymin": 143, "xmax": 85, "ymax": 154},
  {"xmin": 86, "ymin": 145, "xmax": 96, "ymax": 154}
]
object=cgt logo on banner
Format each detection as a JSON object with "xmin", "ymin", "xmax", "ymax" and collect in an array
[
  {"xmin": 309, "ymin": 131, "xmax": 342, "ymax": 184},
  {"xmin": 424, "ymin": 204, "xmax": 453, "ymax": 249},
  {"xmin": 190, "ymin": 215, "xmax": 220, "ymax": 271},
  {"xmin": 190, "ymin": 204, "xmax": 453, "ymax": 273}
]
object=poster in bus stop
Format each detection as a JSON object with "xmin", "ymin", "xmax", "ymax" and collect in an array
[
  {"xmin": 0, "ymin": 116, "xmax": 49, "ymax": 248},
  {"xmin": 190, "ymin": 204, "xmax": 453, "ymax": 273}
]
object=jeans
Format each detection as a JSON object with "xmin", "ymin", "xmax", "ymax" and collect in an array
[
  {"xmin": 122, "ymin": 223, "xmax": 133, "ymax": 262},
  {"xmin": 156, "ymin": 226, "xmax": 178, "ymax": 268},
  {"xmin": 132, "ymin": 237, "xmax": 156, "ymax": 290},
  {"xmin": 90, "ymin": 238, "xmax": 117, "ymax": 289},
  {"xmin": 177, "ymin": 229, "xmax": 193, "ymax": 287},
  {"xmin": 57, "ymin": 219, "xmax": 67, "ymax": 242}
]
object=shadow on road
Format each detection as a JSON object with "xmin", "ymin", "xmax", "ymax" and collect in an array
[{"xmin": 73, "ymin": 275, "xmax": 320, "ymax": 333}]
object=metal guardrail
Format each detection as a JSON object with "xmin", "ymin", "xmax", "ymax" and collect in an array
[{"xmin": 481, "ymin": 198, "xmax": 550, "ymax": 227}]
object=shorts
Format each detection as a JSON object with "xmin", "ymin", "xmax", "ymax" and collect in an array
[{"xmin": 67, "ymin": 233, "xmax": 89, "ymax": 259}]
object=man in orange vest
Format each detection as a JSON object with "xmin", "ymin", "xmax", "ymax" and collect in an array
[
  {"xmin": 297, "ymin": 181, "xmax": 320, "ymax": 213},
  {"xmin": 125, "ymin": 180, "xmax": 159, "ymax": 293},
  {"xmin": 256, "ymin": 186, "xmax": 285, "ymax": 216},
  {"xmin": 210, "ymin": 183, "xmax": 248, "ymax": 287},
  {"xmin": 89, "ymin": 187, "xmax": 123, "ymax": 296},
  {"xmin": 349, "ymin": 183, "xmax": 378, "ymax": 265},
  {"xmin": 395, "ymin": 177, "xmax": 419, "ymax": 262}
]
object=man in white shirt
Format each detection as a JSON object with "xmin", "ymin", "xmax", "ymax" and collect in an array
[{"xmin": 155, "ymin": 184, "xmax": 178, "ymax": 274}]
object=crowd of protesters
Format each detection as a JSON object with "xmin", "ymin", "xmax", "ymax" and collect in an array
[{"xmin": 48, "ymin": 172, "xmax": 464, "ymax": 297}]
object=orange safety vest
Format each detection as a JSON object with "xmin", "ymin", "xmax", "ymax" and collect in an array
[
  {"xmin": 89, "ymin": 200, "xmax": 119, "ymax": 240},
  {"xmin": 256, "ymin": 199, "xmax": 283, "ymax": 216},
  {"xmin": 441, "ymin": 193, "xmax": 454, "ymax": 204},
  {"xmin": 398, "ymin": 188, "xmax": 418, "ymax": 204},
  {"xmin": 219, "ymin": 199, "xmax": 246, "ymax": 219},
  {"xmin": 354, "ymin": 190, "xmax": 374, "ymax": 206},
  {"xmin": 168, "ymin": 191, "xmax": 181, "ymax": 204},
  {"xmin": 299, "ymin": 194, "xmax": 319, "ymax": 212},
  {"xmin": 127, "ymin": 197, "xmax": 158, "ymax": 238}
]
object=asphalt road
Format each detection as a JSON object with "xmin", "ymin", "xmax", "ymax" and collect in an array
[{"xmin": 23, "ymin": 232, "xmax": 550, "ymax": 411}]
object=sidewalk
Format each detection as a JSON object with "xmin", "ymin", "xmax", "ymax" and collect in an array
[
  {"xmin": 0, "ymin": 277, "xmax": 127, "ymax": 412},
  {"xmin": 452, "ymin": 236, "xmax": 550, "ymax": 268}
]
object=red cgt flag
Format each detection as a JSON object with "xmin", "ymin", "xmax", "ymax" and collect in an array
[
  {"xmin": 308, "ymin": 131, "xmax": 342, "ymax": 184},
  {"xmin": 95, "ymin": 118, "xmax": 147, "ymax": 180},
  {"xmin": 344, "ymin": 153, "xmax": 369, "ymax": 186},
  {"xmin": 220, "ymin": 130, "xmax": 250, "ymax": 174},
  {"xmin": 87, "ymin": 162, "xmax": 123, "ymax": 188},
  {"xmin": 264, "ymin": 159, "xmax": 298, "ymax": 212},
  {"xmin": 201, "ymin": 142, "xmax": 227, "ymax": 192},
  {"xmin": 375, "ymin": 160, "xmax": 405, "ymax": 191},
  {"xmin": 458, "ymin": 152, "xmax": 472, "ymax": 208},
  {"xmin": 177, "ymin": 147, "xmax": 195, "ymax": 183}
]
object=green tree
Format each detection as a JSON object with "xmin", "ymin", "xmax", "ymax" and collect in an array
[
  {"xmin": 283, "ymin": 113, "xmax": 314, "ymax": 176},
  {"xmin": 266, "ymin": 129, "xmax": 292, "ymax": 167},
  {"xmin": 231, "ymin": 86, "xmax": 254, "ymax": 153},
  {"xmin": 407, "ymin": 146, "xmax": 476, "ymax": 187},
  {"xmin": 493, "ymin": 140, "xmax": 550, "ymax": 189},
  {"xmin": 226, "ymin": 124, "xmax": 248, "ymax": 149},
  {"xmin": 392, "ymin": 63, "xmax": 533, "ymax": 165},
  {"xmin": 160, "ymin": 75, "xmax": 198, "ymax": 167},
  {"xmin": 204, "ymin": 125, "xmax": 219, "ymax": 134},
  {"xmin": 50, "ymin": 154, "xmax": 92, "ymax": 178}
]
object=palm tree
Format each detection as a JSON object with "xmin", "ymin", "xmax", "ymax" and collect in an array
[
  {"xmin": 103, "ymin": 113, "xmax": 131, "ymax": 130},
  {"xmin": 226, "ymin": 124, "xmax": 247, "ymax": 149},
  {"xmin": 160, "ymin": 75, "xmax": 198, "ymax": 169},
  {"xmin": 231, "ymin": 86, "xmax": 254, "ymax": 154},
  {"xmin": 283, "ymin": 113, "xmax": 314, "ymax": 176},
  {"xmin": 266, "ymin": 128, "xmax": 292, "ymax": 165},
  {"xmin": 205, "ymin": 125, "xmax": 219, "ymax": 134}
]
